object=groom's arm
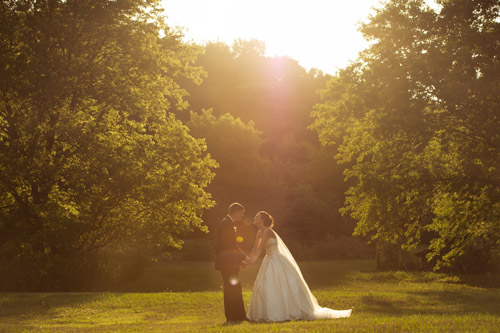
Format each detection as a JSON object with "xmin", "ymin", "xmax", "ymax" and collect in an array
[{"xmin": 235, "ymin": 242, "xmax": 249, "ymax": 256}]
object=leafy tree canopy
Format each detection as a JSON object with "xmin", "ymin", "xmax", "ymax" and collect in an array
[
  {"xmin": 0, "ymin": 0, "xmax": 216, "ymax": 290},
  {"xmin": 187, "ymin": 109, "xmax": 280, "ymax": 251},
  {"xmin": 311, "ymin": 0, "xmax": 500, "ymax": 272}
]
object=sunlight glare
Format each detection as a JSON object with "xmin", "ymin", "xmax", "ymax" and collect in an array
[{"xmin": 161, "ymin": 0, "xmax": 386, "ymax": 74}]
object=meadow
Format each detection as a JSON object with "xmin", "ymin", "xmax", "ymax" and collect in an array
[{"xmin": 1, "ymin": 259, "xmax": 499, "ymax": 332}]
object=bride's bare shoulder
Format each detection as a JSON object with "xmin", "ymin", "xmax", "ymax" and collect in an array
[{"xmin": 264, "ymin": 228, "xmax": 277, "ymax": 239}]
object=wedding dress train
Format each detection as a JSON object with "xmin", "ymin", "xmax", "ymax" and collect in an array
[{"xmin": 247, "ymin": 232, "xmax": 352, "ymax": 322}]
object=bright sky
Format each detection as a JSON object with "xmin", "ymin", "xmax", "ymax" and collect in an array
[{"xmin": 160, "ymin": 0, "xmax": 388, "ymax": 75}]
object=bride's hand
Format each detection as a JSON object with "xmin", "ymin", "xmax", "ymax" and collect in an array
[
  {"xmin": 256, "ymin": 229, "xmax": 263, "ymax": 238},
  {"xmin": 243, "ymin": 256, "xmax": 253, "ymax": 265}
]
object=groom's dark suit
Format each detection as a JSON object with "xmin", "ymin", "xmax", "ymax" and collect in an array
[{"xmin": 215, "ymin": 215, "xmax": 247, "ymax": 322}]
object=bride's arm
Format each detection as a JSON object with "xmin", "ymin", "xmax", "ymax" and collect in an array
[
  {"xmin": 247, "ymin": 229, "xmax": 262, "ymax": 263},
  {"xmin": 248, "ymin": 229, "xmax": 271, "ymax": 264}
]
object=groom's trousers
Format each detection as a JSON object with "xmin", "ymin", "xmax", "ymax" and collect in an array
[{"xmin": 221, "ymin": 269, "xmax": 247, "ymax": 321}]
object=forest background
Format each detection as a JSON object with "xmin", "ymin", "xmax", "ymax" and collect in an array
[{"xmin": 0, "ymin": 0, "xmax": 498, "ymax": 291}]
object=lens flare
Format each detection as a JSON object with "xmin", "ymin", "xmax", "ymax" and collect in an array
[
  {"xmin": 236, "ymin": 236, "xmax": 244, "ymax": 243},
  {"xmin": 229, "ymin": 275, "xmax": 239, "ymax": 286}
]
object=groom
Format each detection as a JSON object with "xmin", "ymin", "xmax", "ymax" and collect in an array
[{"xmin": 214, "ymin": 202, "xmax": 249, "ymax": 323}]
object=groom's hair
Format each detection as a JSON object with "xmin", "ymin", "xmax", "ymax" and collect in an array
[{"xmin": 228, "ymin": 202, "xmax": 245, "ymax": 215}]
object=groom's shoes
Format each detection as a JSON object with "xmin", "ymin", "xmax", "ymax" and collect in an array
[{"xmin": 225, "ymin": 317, "xmax": 250, "ymax": 325}]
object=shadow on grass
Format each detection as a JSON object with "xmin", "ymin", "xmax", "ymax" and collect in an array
[
  {"xmin": 412, "ymin": 288, "xmax": 500, "ymax": 315},
  {"xmin": 458, "ymin": 273, "xmax": 500, "ymax": 289},
  {"xmin": 360, "ymin": 287, "xmax": 500, "ymax": 316},
  {"xmin": 0, "ymin": 293, "xmax": 103, "ymax": 321},
  {"xmin": 299, "ymin": 260, "xmax": 377, "ymax": 290}
]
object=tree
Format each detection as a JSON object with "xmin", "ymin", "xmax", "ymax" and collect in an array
[
  {"xmin": 232, "ymin": 38, "xmax": 266, "ymax": 58},
  {"xmin": 187, "ymin": 109, "xmax": 279, "ymax": 252},
  {"xmin": 180, "ymin": 40, "xmax": 370, "ymax": 259},
  {"xmin": 182, "ymin": 40, "xmax": 329, "ymax": 157},
  {"xmin": 0, "ymin": 0, "xmax": 215, "ymax": 290},
  {"xmin": 311, "ymin": 0, "xmax": 500, "ymax": 272}
]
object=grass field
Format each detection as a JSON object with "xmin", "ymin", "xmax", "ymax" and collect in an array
[{"xmin": 1, "ymin": 259, "xmax": 499, "ymax": 332}]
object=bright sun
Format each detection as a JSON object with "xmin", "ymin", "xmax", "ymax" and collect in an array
[{"xmin": 161, "ymin": 0, "xmax": 386, "ymax": 75}]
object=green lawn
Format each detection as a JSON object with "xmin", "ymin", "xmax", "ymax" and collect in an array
[{"xmin": 1, "ymin": 260, "xmax": 499, "ymax": 332}]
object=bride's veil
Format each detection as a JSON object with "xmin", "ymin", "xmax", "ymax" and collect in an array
[
  {"xmin": 272, "ymin": 230, "xmax": 300, "ymax": 269},
  {"xmin": 257, "ymin": 228, "xmax": 352, "ymax": 319},
  {"xmin": 271, "ymin": 229, "xmax": 352, "ymax": 318},
  {"xmin": 271, "ymin": 229, "xmax": 321, "ymax": 308}
]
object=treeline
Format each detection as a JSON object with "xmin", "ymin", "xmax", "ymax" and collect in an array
[{"xmin": 0, "ymin": 0, "xmax": 498, "ymax": 291}]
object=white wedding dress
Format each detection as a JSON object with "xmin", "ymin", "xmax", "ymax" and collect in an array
[{"xmin": 247, "ymin": 231, "xmax": 352, "ymax": 322}]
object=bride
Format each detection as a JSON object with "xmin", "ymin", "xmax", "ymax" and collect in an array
[{"xmin": 245, "ymin": 211, "xmax": 352, "ymax": 322}]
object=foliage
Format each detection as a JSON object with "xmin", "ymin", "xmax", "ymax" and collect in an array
[
  {"xmin": 187, "ymin": 109, "xmax": 277, "ymax": 252},
  {"xmin": 279, "ymin": 144, "xmax": 354, "ymax": 237},
  {"xmin": 0, "ymin": 0, "xmax": 216, "ymax": 290},
  {"xmin": 181, "ymin": 39, "xmax": 329, "ymax": 157},
  {"xmin": 180, "ymin": 40, "xmax": 369, "ymax": 258},
  {"xmin": 311, "ymin": 0, "xmax": 500, "ymax": 272}
]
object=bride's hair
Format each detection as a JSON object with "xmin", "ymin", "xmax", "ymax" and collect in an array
[{"xmin": 258, "ymin": 211, "xmax": 274, "ymax": 228}]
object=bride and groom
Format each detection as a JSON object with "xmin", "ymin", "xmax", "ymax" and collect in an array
[{"xmin": 214, "ymin": 202, "xmax": 352, "ymax": 323}]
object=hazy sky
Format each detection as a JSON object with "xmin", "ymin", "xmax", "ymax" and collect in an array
[{"xmin": 160, "ymin": 0, "xmax": 388, "ymax": 75}]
